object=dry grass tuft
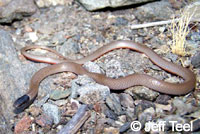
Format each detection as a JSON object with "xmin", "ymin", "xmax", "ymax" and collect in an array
[{"xmin": 170, "ymin": 10, "xmax": 194, "ymax": 56}]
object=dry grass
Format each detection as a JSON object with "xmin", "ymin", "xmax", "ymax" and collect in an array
[{"xmin": 170, "ymin": 10, "xmax": 194, "ymax": 56}]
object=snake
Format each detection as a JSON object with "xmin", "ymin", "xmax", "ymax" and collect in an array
[{"xmin": 13, "ymin": 40, "xmax": 196, "ymax": 110}]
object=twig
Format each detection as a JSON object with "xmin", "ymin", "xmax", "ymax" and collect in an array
[
  {"xmin": 131, "ymin": 18, "xmax": 200, "ymax": 30},
  {"xmin": 57, "ymin": 105, "xmax": 90, "ymax": 134}
]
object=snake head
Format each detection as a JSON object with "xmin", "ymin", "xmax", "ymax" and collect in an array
[
  {"xmin": 13, "ymin": 95, "xmax": 30, "ymax": 108},
  {"xmin": 13, "ymin": 94, "xmax": 37, "ymax": 114}
]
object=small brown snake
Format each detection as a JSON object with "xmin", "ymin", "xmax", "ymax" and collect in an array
[{"xmin": 13, "ymin": 40, "xmax": 196, "ymax": 110}]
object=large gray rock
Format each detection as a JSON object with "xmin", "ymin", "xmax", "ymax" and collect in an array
[
  {"xmin": 0, "ymin": 30, "xmax": 23, "ymax": 133},
  {"xmin": 184, "ymin": 1, "xmax": 200, "ymax": 21},
  {"xmin": 134, "ymin": 1, "xmax": 173, "ymax": 21},
  {"xmin": 76, "ymin": 0, "xmax": 156, "ymax": 11},
  {"xmin": 0, "ymin": 0, "xmax": 37, "ymax": 23},
  {"xmin": 0, "ymin": 30, "xmax": 49, "ymax": 133},
  {"xmin": 0, "ymin": 95, "xmax": 12, "ymax": 134}
]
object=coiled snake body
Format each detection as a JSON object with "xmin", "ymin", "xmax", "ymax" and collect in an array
[{"xmin": 13, "ymin": 40, "xmax": 196, "ymax": 110}]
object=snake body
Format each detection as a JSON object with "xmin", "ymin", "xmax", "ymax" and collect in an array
[{"xmin": 13, "ymin": 40, "xmax": 196, "ymax": 109}]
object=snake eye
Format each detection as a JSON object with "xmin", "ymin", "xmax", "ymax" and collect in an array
[{"xmin": 13, "ymin": 95, "xmax": 30, "ymax": 108}]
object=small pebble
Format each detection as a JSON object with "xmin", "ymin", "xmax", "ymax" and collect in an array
[
  {"xmin": 14, "ymin": 115, "xmax": 33, "ymax": 134},
  {"xmin": 192, "ymin": 118, "xmax": 200, "ymax": 132},
  {"xmin": 105, "ymin": 59, "xmax": 125, "ymax": 78},
  {"xmin": 71, "ymin": 75, "xmax": 110, "ymax": 104},
  {"xmin": 27, "ymin": 32, "xmax": 38, "ymax": 42},
  {"xmin": 35, "ymin": 95, "xmax": 50, "ymax": 107},
  {"xmin": 43, "ymin": 103, "xmax": 61, "ymax": 124},
  {"xmin": 104, "ymin": 109, "xmax": 118, "ymax": 120},
  {"xmin": 190, "ymin": 32, "xmax": 200, "ymax": 41},
  {"xmin": 50, "ymin": 89, "xmax": 71, "ymax": 100},
  {"xmin": 119, "ymin": 122, "xmax": 131, "ymax": 133},
  {"xmin": 83, "ymin": 61, "xmax": 104, "ymax": 74},
  {"xmin": 159, "ymin": 27, "xmax": 166, "ymax": 33},
  {"xmin": 35, "ymin": 114, "xmax": 54, "ymax": 127},
  {"xmin": 50, "ymin": 99, "xmax": 68, "ymax": 106},
  {"xmin": 104, "ymin": 127, "xmax": 119, "ymax": 134},
  {"xmin": 28, "ymin": 106, "xmax": 42, "ymax": 117},
  {"xmin": 106, "ymin": 93, "xmax": 123, "ymax": 115},
  {"xmin": 138, "ymin": 107, "xmax": 155, "ymax": 127},
  {"xmin": 119, "ymin": 93, "xmax": 135, "ymax": 108},
  {"xmin": 52, "ymin": 31, "xmax": 66, "ymax": 44},
  {"xmin": 173, "ymin": 98, "xmax": 196, "ymax": 115},
  {"xmin": 155, "ymin": 95, "xmax": 171, "ymax": 105},
  {"xmin": 191, "ymin": 51, "xmax": 200, "ymax": 68},
  {"xmin": 24, "ymin": 25, "xmax": 33, "ymax": 32},
  {"xmin": 131, "ymin": 86, "xmax": 159, "ymax": 101},
  {"xmin": 114, "ymin": 17, "xmax": 129, "ymax": 26}
]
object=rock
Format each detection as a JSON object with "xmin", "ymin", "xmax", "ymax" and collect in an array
[
  {"xmin": 0, "ymin": 0, "xmax": 12, "ymax": 6},
  {"xmin": 165, "ymin": 76, "xmax": 183, "ymax": 86},
  {"xmin": 50, "ymin": 89, "xmax": 71, "ymax": 100},
  {"xmin": 166, "ymin": 53, "xmax": 178, "ymax": 62},
  {"xmin": 191, "ymin": 51, "xmax": 200, "ymax": 68},
  {"xmin": 169, "ymin": 0, "xmax": 185, "ymax": 9},
  {"xmin": 105, "ymin": 93, "xmax": 123, "ymax": 115},
  {"xmin": 130, "ymin": 86, "xmax": 159, "ymax": 101},
  {"xmin": 50, "ymin": 99, "xmax": 68, "ymax": 106},
  {"xmin": 104, "ymin": 108, "xmax": 118, "ymax": 120},
  {"xmin": 158, "ymin": 26, "xmax": 166, "ymax": 33},
  {"xmin": 24, "ymin": 25, "xmax": 33, "ymax": 32},
  {"xmin": 0, "ymin": 0, "xmax": 37, "ymax": 23},
  {"xmin": 43, "ymin": 103, "xmax": 61, "ymax": 124},
  {"xmin": 104, "ymin": 127, "xmax": 119, "ymax": 134},
  {"xmin": 0, "ymin": 30, "xmax": 46, "ymax": 132},
  {"xmin": 78, "ymin": 83, "xmax": 110, "ymax": 104},
  {"xmin": 192, "ymin": 118, "xmax": 200, "ymax": 132},
  {"xmin": 114, "ymin": 17, "xmax": 129, "ymax": 26},
  {"xmin": 35, "ymin": 114, "xmax": 54, "ymax": 127},
  {"xmin": 119, "ymin": 93, "xmax": 135, "ymax": 109},
  {"xmin": 190, "ymin": 32, "xmax": 200, "ymax": 42},
  {"xmin": 51, "ymin": 31, "xmax": 66, "ymax": 44},
  {"xmin": 134, "ymin": 1, "xmax": 173, "ymax": 22},
  {"xmin": 188, "ymin": 43, "xmax": 199, "ymax": 56},
  {"xmin": 173, "ymin": 98, "xmax": 197, "ymax": 116},
  {"xmin": 155, "ymin": 103, "xmax": 173, "ymax": 113},
  {"xmin": 34, "ymin": 95, "xmax": 50, "ymax": 108},
  {"xmin": 59, "ymin": 38, "xmax": 80, "ymax": 56},
  {"xmin": 27, "ymin": 107, "xmax": 41, "ymax": 118},
  {"xmin": 37, "ymin": 24, "xmax": 55, "ymax": 35},
  {"xmin": 71, "ymin": 75, "xmax": 94, "ymax": 95},
  {"xmin": 105, "ymin": 59, "xmax": 125, "ymax": 78},
  {"xmin": 83, "ymin": 61, "xmax": 104, "ymax": 74},
  {"xmin": 14, "ymin": 115, "xmax": 33, "ymax": 134},
  {"xmin": 71, "ymin": 75, "xmax": 110, "ymax": 104},
  {"xmin": 25, "ymin": 32, "xmax": 38, "ymax": 42},
  {"xmin": 163, "ymin": 115, "xmax": 187, "ymax": 129},
  {"xmin": 138, "ymin": 107, "xmax": 156, "ymax": 128},
  {"xmin": 35, "ymin": 0, "xmax": 73, "ymax": 8},
  {"xmin": 0, "ymin": 98, "xmax": 12, "ymax": 134},
  {"xmin": 118, "ymin": 115, "xmax": 126, "ymax": 123},
  {"xmin": 135, "ymin": 100, "xmax": 155, "ymax": 114},
  {"xmin": 187, "ymin": 109, "xmax": 200, "ymax": 119},
  {"xmin": 100, "ymin": 103, "xmax": 118, "ymax": 120},
  {"xmin": 155, "ymin": 95, "xmax": 171, "ymax": 105},
  {"xmin": 184, "ymin": 1, "xmax": 200, "ymax": 21},
  {"xmin": 120, "ymin": 122, "xmax": 131, "ymax": 133},
  {"xmin": 76, "ymin": 0, "xmax": 156, "ymax": 11}
]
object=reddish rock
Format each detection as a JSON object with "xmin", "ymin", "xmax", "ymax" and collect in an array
[
  {"xmin": 93, "ymin": 102, "xmax": 101, "ymax": 113},
  {"xmin": 35, "ymin": 114, "xmax": 53, "ymax": 128},
  {"xmin": 14, "ymin": 115, "xmax": 33, "ymax": 134}
]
